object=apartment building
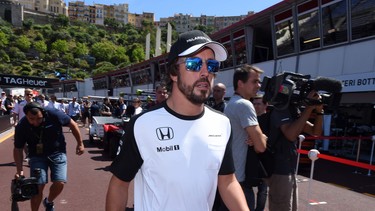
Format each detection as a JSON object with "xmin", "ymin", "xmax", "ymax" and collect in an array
[
  {"xmin": 160, "ymin": 13, "xmax": 251, "ymax": 33},
  {"xmin": 94, "ymin": 4, "xmax": 104, "ymax": 25},
  {"xmin": 15, "ymin": 0, "xmax": 67, "ymax": 15},
  {"xmin": 12, "ymin": 0, "xmax": 248, "ymax": 32},
  {"xmin": 114, "ymin": 3, "xmax": 129, "ymax": 24},
  {"xmin": 68, "ymin": 1, "xmax": 84, "ymax": 22},
  {"xmin": 128, "ymin": 12, "xmax": 154, "ymax": 28}
]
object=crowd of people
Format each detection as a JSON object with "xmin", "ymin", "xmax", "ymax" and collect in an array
[
  {"xmin": 5, "ymin": 29, "xmax": 325, "ymax": 211},
  {"xmin": 0, "ymin": 88, "xmax": 171, "ymax": 129}
]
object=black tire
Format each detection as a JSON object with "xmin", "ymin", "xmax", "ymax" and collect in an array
[{"xmin": 89, "ymin": 135, "xmax": 94, "ymax": 143}]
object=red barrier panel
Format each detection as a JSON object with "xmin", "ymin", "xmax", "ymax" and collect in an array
[{"xmin": 298, "ymin": 149, "xmax": 375, "ymax": 171}]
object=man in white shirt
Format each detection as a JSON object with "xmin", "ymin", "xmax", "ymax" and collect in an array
[
  {"xmin": 67, "ymin": 97, "xmax": 81, "ymax": 122},
  {"xmin": 13, "ymin": 88, "xmax": 34, "ymax": 122},
  {"xmin": 37, "ymin": 94, "xmax": 49, "ymax": 107},
  {"xmin": 132, "ymin": 97, "xmax": 143, "ymax": 115},
  {"xmin": 47, "ymin": 95, "xmax": 65, "ymax": 112}
]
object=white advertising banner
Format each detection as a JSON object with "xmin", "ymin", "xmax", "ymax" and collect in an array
[{"xmin": 337, "ymin": 72, "xmax": 375, "ymax": 93}]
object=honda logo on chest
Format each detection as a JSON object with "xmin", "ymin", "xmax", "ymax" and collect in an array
[{"xmin": 156, "ymin": 127, "xmax": 174, "ymax": 141}]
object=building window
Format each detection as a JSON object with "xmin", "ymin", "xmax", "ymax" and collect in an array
[
  {"xmin": 322, "ymin": 0, "xmax": 348, "ymax": 46},
  {"xmin": 298, "ymin": 0, "xmax": 320, "ymax": 51},
  {"xmin": 132, "ymin": 69, "xmax": 151, "ymax": 85},
  {"xmin": 222, "ymin": 42, "xmax": 233, "ymax": 69},
  {"xmin": 158, "ymin": 62, "xmax": 168, "ymax": 83},
  {"xmin": 219, "ymin": 35, "xmax": 233, "ymax": 69},
  {"xmin": 351, "ymin": 0, "xmax": 375, "ymax": 40},
  {"xmin": 234, "ymin": 37, "xmax": 247, "ymax": 65},
  {"xmin": 93, "ymin": 78, "xmax": 107, "ymax": 90},
  {"xmin": 275, "ymin": 9, "xmax": 295, "ymax": 56},
  {"xmin": 112, "ymin": 74, "xmax": 130, "ymax": 88}
]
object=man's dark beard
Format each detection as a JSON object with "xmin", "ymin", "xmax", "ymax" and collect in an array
[{"xmin": 177, "ymin": 75, "xmax": 211, "ymax": 105}]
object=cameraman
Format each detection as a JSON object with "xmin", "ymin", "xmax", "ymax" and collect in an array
[
  {"xmin": 266, "ymin": 90, "xmax": 323, "ymax": 211},
  {"xmin": 13, "ymin": 102, "xmax": 85, "ymax": 211}
]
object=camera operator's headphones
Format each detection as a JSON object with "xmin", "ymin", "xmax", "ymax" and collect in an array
[{"xmin": 23, "ymin": 102, "xmax": 46, "ymax": 117}]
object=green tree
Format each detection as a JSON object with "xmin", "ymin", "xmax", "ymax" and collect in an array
[
  {"xmin": 23, "ymin": 19, "xmax": 34, "ymax": 30},
  {"xmin": 50, "ymin": 31, "xmax": 72, "ymax": 43},
  {"xmin": 34, "ymin": 31, "xmax": 44, "ymax": 41},
  {"xmin": 54, "ymin": 14, "xmax": 70, "ymax": 28},
  {"xmin": 9, "ymin": 47, "xmax": 26, "ymax": 61},
  {"xmin": 62, "ymin": 53, "xmax": 75, "ymax": 65},
  {"xmin": 44, "ymin": 49, "xmax": 60, "ymax": 62},
  {"xmin": 111, "ymin": 46, "xmax": 129, "ymax": 65},
  {"xmin": 34, "ymin": 40, "xmax": 47, "ymax": 53},
  {"xmin": 87, "ymin": 24, "xmax": 99, "ymax": 37},
  {"xmin": 125, "ymin": 28, "xmax": 142, "ymax": 44},
  {"xmin": 0, "ymin": 49, "xmax": 10, "ymax": 62},
  {"xmin": 51, "ymin": 39, "xmax": 69, "ymax": 54},
  {"xmin": 73, "ymin": 42, "xmax": 89, "ymax": 57},
  {"xmin": 0, "ymin": 63, "xmax": 13, "ymax": 74},
  {"xmin": 104, "ymin": 18, "xmax": 120, "ymax": 31},
  {"xmin": 97, "ymin": 29, "xmax": 107, "ymax": 39},
  {"xmin": 0, "ymin": 31, "xmax": 9, "ymax": 47},
  {"xmin": 0, "ymin": 14, "xmax": 172, "ymax": 79},
  {"xmin": 91, "ymin": 41, "xmax": 116, "ymax": 62},
  {"xmin": 71, "ymin": 69, "xmax": 90, "ymax": 80},
  {"xmin": 74, "ymin": 58, "xmax": 90, "ymax": 69},
  {"xmin": 127, "ymin": 43, "xmax": 144, "ymax": 63},
  {"xmin": 15, "ymin": 35, "xmax": 31, "ymax": 52},
  {"xmin": 92, "ymin": 61, "xmax": 116, "ymax": 75},
  {"xmin": 20, "ymin": 63, "xmax": 33, "ymax": 75},
  {"xmin": 117, "ymin": 34, "xmax": 128, "ymax": 45}
]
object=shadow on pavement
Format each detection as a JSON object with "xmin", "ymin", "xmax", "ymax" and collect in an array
[
  {"xmin": 0, "ymin": 162, "xmax": 16, "ymax": 167},
  {"xmin": 94, "ymin": 166, "xmax": 111, "ymax": 171}
]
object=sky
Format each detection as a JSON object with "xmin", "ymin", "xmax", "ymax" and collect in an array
[{"xmin": 67, "ymin": 0, "xmax": 283, "ymax": 21}]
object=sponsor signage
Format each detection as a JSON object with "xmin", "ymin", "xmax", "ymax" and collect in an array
[
  {"xmin": 0, "ymin": 74, "xmax": 59, "ymax": 88},
  {"xmin": 156, "ymin": 145, "xmax": 180, "ymax": 152},
  {"xmin": 156, "ymin": 127, "xmax": 174, "ymax": 141},
  {"xmin": 336, "ymin": 72, "xmax": 375, "ymax": 93}
]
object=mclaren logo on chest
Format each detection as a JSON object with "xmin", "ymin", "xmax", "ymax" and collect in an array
[{"xmin": 156, "ymin": 127, "xmax": 174, "ymax": 141}]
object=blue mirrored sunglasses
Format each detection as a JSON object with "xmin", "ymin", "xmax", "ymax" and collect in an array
[{"xmin": 178, "ymin": 57, "xmax": 220, "ymax": 73}]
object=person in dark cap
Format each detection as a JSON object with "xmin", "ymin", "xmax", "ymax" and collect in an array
[
  {"xmin": 106, "ymin": 30, "xmax": 249, "ymax": 210},
  {"xmin": 14, "ymin": 102, "xmax": 85, "ymax": 211}
]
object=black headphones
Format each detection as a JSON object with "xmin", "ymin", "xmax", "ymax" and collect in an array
[{"xmin": 23, "ymin": 102, "xmax": 45, "ymax": 115}]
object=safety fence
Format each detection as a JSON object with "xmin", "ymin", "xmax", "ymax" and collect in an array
[
  {"xmin": 0, "ymin": 115, "xmax": 13, "ymax": 134},
  {"xmin": 296, "ymin": 135, "xmax": 375, "ymax": 176}
]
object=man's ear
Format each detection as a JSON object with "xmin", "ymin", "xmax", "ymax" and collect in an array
[
  {"xmin": 237, "ymin": 80, "xmax": 243, "ymax": 89},
  {"xmin": 170, "ymin": 74, "xmax": 177, "ymax": 82}
]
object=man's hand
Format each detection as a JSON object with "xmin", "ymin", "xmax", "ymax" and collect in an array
[
  {"xmin": 307, "ymin": 91, "xmax": 324, "ymax": 112},
  {"xmin": 14, "ymin": 171, "xmax": 24, "ymax": 179},
  {"xmin": 76, "ymin": 144, "xmax": 85, "ymax": 155}
]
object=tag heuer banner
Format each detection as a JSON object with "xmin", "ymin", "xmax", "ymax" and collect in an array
[{"xmin": 0, "ymin": 74, "xmax": 59, "ymax": 88}]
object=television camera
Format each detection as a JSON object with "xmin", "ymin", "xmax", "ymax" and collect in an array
[
  {"xmin": 260, "ymin": 71, "xmax": 342, "ymax": 111},
  {"xmin": 11, "ymin": 168, "xmax": 41, "ymax": 211}
]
